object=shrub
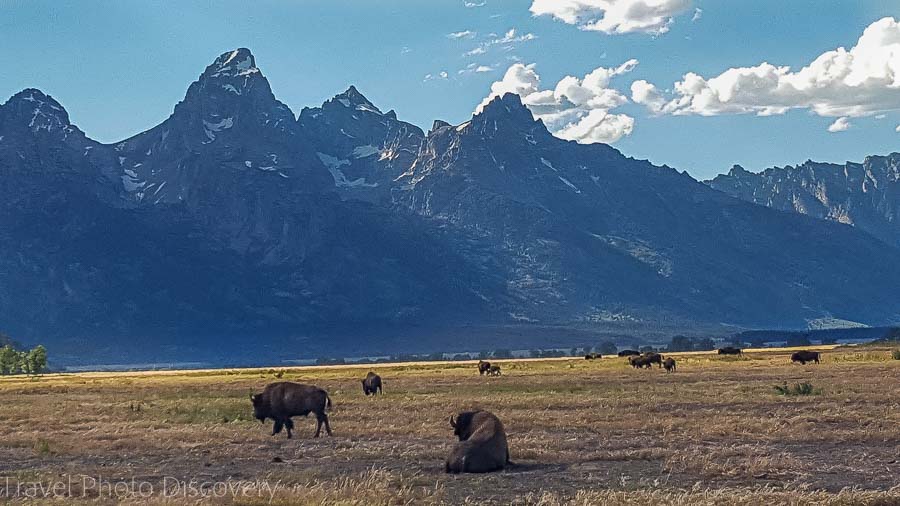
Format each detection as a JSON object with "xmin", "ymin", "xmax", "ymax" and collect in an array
[
  {"xmin": 597, "ymin": 341, "xmax": 618, "ymax": 355},
  {"xmin": 892, "ymin": 349, "xmax": 900, "ymax": 361}
]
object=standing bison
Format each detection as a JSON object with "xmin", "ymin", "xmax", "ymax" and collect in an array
[
  {"xmin": 629, "ymin": 356, "xmax": 652, "ymax": 369},
  {"xmin": 663, "ymin": 357, "xmax": 676, "ymax": 372},
  {"xmin": 642, "ymin": 352, "xmax": 663, "ymax": 368},
  {"xmin": 477, "ymin": 360, "xmax": 492, "ymax": 375},
  {"xmin": 250, "ymin": 382, "xmax": 333, "ymax": 438},
  {"xmin": 487, "ymin": 365, "xmax": 502, "ymax": 376},
  {"xmin": 362, "ymin": 371, "xmax": 383, "ymax": 396},
  {"xmin": 791, "ymin": 351, "xmax": 821, "ymax": 365},
  {"xmin": 618, "ymin": 350, "xmax": 641, "ymax": 357},
  {"xmin": 445, "ymin": 410, "xmax": 510, "ymax": 474}
]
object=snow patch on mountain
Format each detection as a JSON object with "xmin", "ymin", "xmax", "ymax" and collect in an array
[{"xmin": 352, "ymin": 145, "xmax": 379, "ymax": 158}]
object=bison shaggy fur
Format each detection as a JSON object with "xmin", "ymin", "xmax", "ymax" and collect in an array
[
  {"xmin": 663, "ymin": 357, "xmax": 676, "ymax": 372},
  {"xmin": 250, "ymin": 382, "xmax": 332, "ymax": 438},
  {"xmin": 791, "ymin": 350, "xmax": 821, "ymax": 365},
  {"xmin": 362, "ymin": 371, "xmax": 383, "ymax": 396},
  {"xmin": 445, "ymin": 410, "xmax": 509, "ymax": 474}
]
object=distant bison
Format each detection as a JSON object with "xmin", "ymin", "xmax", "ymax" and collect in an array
[
  {"xmin": 663, "ymin": 357, "xmax": 676, "ymax": 372},
  {"xmin": 584, "ymin": 353, "xmax": 602, "ymax": 360},
  {"xmin": 478, "ymin": 360, "xmax": 492, "ymax": 375},
  {"xmin": 446, "ymin": 410, "xmax": 510, "ymax": 474},
  {"xmin": 250, "ymin": 382, "xmax": 332, "ymax": 439},
  {"xmin": 362, "ymin": 371, "xmax": 383, "ymax": 396},
  {"xmin": 618, "ymin": 350, "xmax": 641, "ymax": 357},
  {"xmin": 629, "ymin": 356, "xmax": 652, "ymax": 369},
  {"xmin": 642, "ymin": 352, "xmax": 663, "ymax": 368},
  {"xmin": 718, "ymin": 347, "xmax": 743, "ymax": 355},
  {"xmin": 487, "ymin": 365, "xmax": 502, "ymax": 376},
  {"xmin": 791, "ymin": 350, "xmax": 821, "ymax": 365}
]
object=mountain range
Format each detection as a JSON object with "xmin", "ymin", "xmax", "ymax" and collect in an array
[
  {"xmin": 3, "ymin": 48, "xmax": 899, "ymax": 366},
  {"xmin": 707, "ymin": 156, "xmax": 900, "ymax": 249}
]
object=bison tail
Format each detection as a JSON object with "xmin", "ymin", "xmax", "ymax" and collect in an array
[{"xmin": 326, "ymin": 395, "xmax": 332, "ymax": 410}]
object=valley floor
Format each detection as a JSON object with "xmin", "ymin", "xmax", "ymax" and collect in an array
[{"xmin": 1, "ymin": 347, "xmax": 899, "ymax": 505}]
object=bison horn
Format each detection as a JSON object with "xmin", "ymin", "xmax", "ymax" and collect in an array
[{"xmin": 449, "ymin": 416, "xmax": 456, "ymax": 428}]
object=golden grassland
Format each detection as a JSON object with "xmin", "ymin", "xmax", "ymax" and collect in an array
[{"xmin": 1, "ymin": 346, "xmax": 899, "ymax": 504}]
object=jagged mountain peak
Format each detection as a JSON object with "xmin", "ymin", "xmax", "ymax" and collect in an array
[
  {"xmin": 204, "ymin": 48, "xmax": 259, "ymax": 79},
  {"xmin": 178, "ymin": 47, "xmax": 277, "ymax": 108},
  {"xmin": 324, "ymin": 85, "xmax": 383, "ymax": 115},
  {"xmin": 2, "ymin": 88, "xmax": 74, "ymax": 135},
  {"xmin": 474, "ymin": 93, "xmax": 533, "ymax": 121},
  {"xmin": 468, "ymin": 93, "xmax": 551, "ymax": 142},
  {"xmin": 728, "ymin": 164, "xmax": 751, "ymax": 176}
]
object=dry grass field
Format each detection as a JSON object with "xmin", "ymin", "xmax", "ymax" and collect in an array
[{"xmin": 1, "ymin": 346, "xmax": 899, "ymax": 505}]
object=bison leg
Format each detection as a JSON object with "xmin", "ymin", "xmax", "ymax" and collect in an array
[
  {"xmin": 317, "ymin": 412, "xmax": 332, "ymax": 436},
  {"xmin": 272, "ymin": 419, "xmax": 283, "ymax": 436},
  {"xmin": 285, "ymin": 418, "xmax": 294, "ymax": 439}
]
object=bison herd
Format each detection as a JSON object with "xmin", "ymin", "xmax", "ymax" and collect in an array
[{"xmin": 248, "ymin": 347, "xmax": 824, "ymax": 473}]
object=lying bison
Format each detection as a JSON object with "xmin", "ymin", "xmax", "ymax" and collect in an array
[
  {"xmin": 250, "ymin": 382, "xmax": 332, "ymax": 438},
  {"xmin": 618, "ymin": 350, "xmax": 641, "ymax": 357},
  {"xmin": 718, "ymin": 346, "xmax": 743, "ymax": 355},
  {"xmin": 446, "ymin": 410, "xmax": 509, "ymax": 474},
  {"xmin": 487, "ymin": 365, "xmax": 502, "ymax": 376},
  {"xmin": 791, "ymin": 350, "xmax": 821, "ymax": 365},
  {"xmin": 584, "ymin": 352, "xmax": 602, "ymax": 360},
  {"xmin": 362, "ymin": 371, "xmax": 383, "ymax": 396},
  {"xmin": 663, "ymin": 357, "xmax": 676, "ymax": 372},
  {"xmin": 478, "ymin": 360, "xmax": 492, "ymax": 375}
]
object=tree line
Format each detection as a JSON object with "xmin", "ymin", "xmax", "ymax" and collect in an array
[{"xmin": 0, "ymin": 344, "xmax": 48, "ymax": 376}]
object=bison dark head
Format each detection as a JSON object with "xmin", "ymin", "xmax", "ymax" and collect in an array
[
  {"xmin": 250, "ymin": 393, "xmax": 268, "ymax": 423},
  {"xmin": 449, "ymin": 411, "xmax": 478, "ymax": 441}
]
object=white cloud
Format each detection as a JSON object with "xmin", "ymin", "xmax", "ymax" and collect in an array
[
  {"xmin": 476, "ymin": 61, "xmax": 638, "ymax": 143},
  {"xmin": 827, "ymin": 117, "xmax": 851, "ymax": 133},
  {"xmin": 895, "ymin": 124, "xmax": 900, "ymax": 132},
  {"xmin": 496, "ymin": 28, "xmax": 537, "ymax": 44},
  {"xmin": 463, "ymin": 28, "xmax": 537, "ymax": 57},
  {"xmin": 529, "ymin": 0, "xmax": 692, "ymax": 35},
  {"xmin": 448, "ymin": 30, "xmax": 476, "ymax": 39},
  {"xmin": 632, "ymin": 17, "xmax": 900, "ymax": 121},
  {"xmin": 458, "ymin": 63, "xmax": 497, "ymax": 76},
  {"xmin": 464, "ymin": 1, "xmax": 485, "ymax": 7},
  {"xmin": 691, "ymin": 7, "xmax": 702, "ymax": 22},
  {"xmin": 423, "ymin": 71, "xmax": 450, "ymax": 82}
]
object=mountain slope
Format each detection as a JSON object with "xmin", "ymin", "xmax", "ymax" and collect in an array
[
  {"xmin": 707, "ymin": 155, "xmax": 900, "ymax": 249},
  {"xmin": 297, "ymin": 86, "xmax": 424, "ymax": 202},
  {"xmin": 0, "ymin": 51, "xmax": 507, "ymax": 365},
  {"xmin": 393, "ymin": 94, "xmax": 900, "ymax": 327}
]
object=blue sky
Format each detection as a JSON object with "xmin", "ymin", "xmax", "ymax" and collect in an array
[{"xmin": 2, "ymin": 0, "xmax": 899, "ymax": 179}]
